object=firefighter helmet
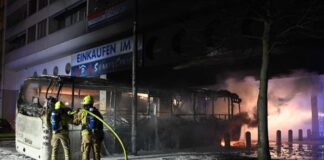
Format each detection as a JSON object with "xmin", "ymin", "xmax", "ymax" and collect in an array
[
  {"xmin": 83, "ymin": 95, "xmax": 94, "ymax": 105},
  {"xmin": 55, "ymin": 101, "xmax": 64, "ymax": 110}
]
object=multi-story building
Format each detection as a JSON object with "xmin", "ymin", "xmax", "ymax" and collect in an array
[
  {"xmin": 2, "ymin": 0, "xmax": 89, "ymax": 123},
  {"xmin": 3, "ymin": 1, "xmax": 250, "ymax": 156},
  {"xmin": 3, "ymin": 1, "xmax": 324, "ymax": 158},
  {"xmin": 0, "ymin": 0, "xmax": 5, "ymax": 120},
  {"xmin": 1, "ymin": 0, "xmax": 227, "ymax": 124}
]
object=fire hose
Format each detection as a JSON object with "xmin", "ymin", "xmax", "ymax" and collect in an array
[{"xmin": 80, "ymin": 109, "xmax": 128, "ymax": 160}]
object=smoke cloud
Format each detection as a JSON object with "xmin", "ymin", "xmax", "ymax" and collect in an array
[{"xmin": 213, "ymin": 70, "xmax": 324, "ymax": 141}]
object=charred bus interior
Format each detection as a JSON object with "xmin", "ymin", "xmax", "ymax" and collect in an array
[{"xmin": 17, "ymin": 76, "xmax": 244, "ymax": 158}]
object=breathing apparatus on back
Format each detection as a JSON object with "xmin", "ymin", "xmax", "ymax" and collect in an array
[{"xmin": 51, "ymin": 101, "xmax": 64, "ymax": 132}]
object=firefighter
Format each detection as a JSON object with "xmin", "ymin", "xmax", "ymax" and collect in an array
[
  {"xmin": 51, "ymin": 101, "xmax": 72, "ymax": 160},
  {"xmin": 74, "ymin": 95, "xmax": 104, "ymax": 160}
]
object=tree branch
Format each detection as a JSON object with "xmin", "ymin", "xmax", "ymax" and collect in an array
[{"xmin": 275, "ymin": 0, "xmax": 321, "ymax": 39}]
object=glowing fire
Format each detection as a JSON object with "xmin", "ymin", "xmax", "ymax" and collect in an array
[
  {"xmin": 222, "ymin": 73, "xmax": 324, "ymax": 141},
  {"xmin": 221, "ymin": 139, "xmax": 225, "ymax": 147},
  {"xmin": 220, "ymin": 138, "xmax": 244, "ymax": 147}
]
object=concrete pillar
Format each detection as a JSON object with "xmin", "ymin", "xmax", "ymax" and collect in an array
[
  {"xmin": 224, "ymin": 133, "xmax": 231, "ymax": 149},
  {"xmin": 231, "ymin": 99, "xmax": 234, "ymax": 118},
  {"xmin": 113, "ymin": 89, "xmax": 117, "ymax": 152},
  {"xmin": 212, "ymin": 97, "xmax": 215, "ymax": 116},
  {"xmin": 227, "ymin": 98, "xmax": 231, "ymax": 119},
  {"xmin": 307, "ymin": 129, "xmax": 312, "ymax": 139},
  {"xmin": 288, "ymin": 130, "xmax": 293, "ymax": 144},
  {"xmin": 276, "ymin": 147, "xmax": 281, "ymax": 157},
  {"xmin": 192, "ymin": 94, "xmax": 196, "ymax": 121},
  {"xmin": 99, "ymin": 74, "xmax": 107, "ymax": 111},
  {"xmin": 298, "ymin": 129, "xmax": 303, "ymax": 141},
  {"xmin": 311, "ymin": 95, "xmax": 319, "ymax": 139},
  {"xmin": 245, "ymin": 131, "xmax": 251, "ymax": 148},
  {"xmin": 276, "ymin": 130, "xmax": 281, "ymax": 145},
  {"xmin": 154, "ymin": 113, "xmax": 159, "ymax": 150}
]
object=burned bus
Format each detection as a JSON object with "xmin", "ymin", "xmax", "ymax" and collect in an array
[{"xmin": 16, "ymin": 75, "xmax": 243, "ymax": 159}]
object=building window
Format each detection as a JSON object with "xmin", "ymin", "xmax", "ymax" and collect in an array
[
  {"xmin": 65, "ymin": 63, "xmax": 71, "ymax": 74},
  {"xmin": 49, "ymin": 0, "xmax": 57, "ymax": 4},
  {"xmin": 6, "ymin": 4, "xmax": 27, "ymax": 29},
  {"xmin": 79, "ymin": 7, "xmax": 86, "ymax": 21},
  {"xmin": 7, "ymin": 0, "xmax": 18, "ymax": 7},
  {"xmin": 53, "ymin": 66, "xmax": 58, "ymax": 75},
  {"xmin": 33, "ymin": 72, "xmax": 38, "ymax": 77},
  {"xmin": 38, "ymin": 0, "xmax": 48, "ymax": 10},
  {"xmin": 37, "ymin": 19, "xmax": 47, "ymax": 39},
  {"xmin": 6, "ymin": 32, "xmax": 26, "ymax": 53},
  {"xmin": 71, "ymin": 12, "xmax": 78, "ymax": 24},
  {"xmin": 172, "ymin": 29, "xmax": 186, "ymax": 55},
  {"xmin": 28, "ymin": 0, "xmax": 37, "ymax": 16},
  {"xmin": 65, "ymin": 16, "xmax": 72, "ymax": 27},
  {"xmin": 42, "ymin": 68, "xmax": 47, "ymax": 75},
  {"xmin": 27, "ymin": 25, "xmax": 36, "ymax": 43},
  {"xmin": 48, "ymin": 2, "xmax": 86, "ymax": 34},
  {"xmin": 145, "ymin": 36, "xmax": 158, "ymax": 60}
]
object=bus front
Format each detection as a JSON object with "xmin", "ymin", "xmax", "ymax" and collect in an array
[{"xmin": 16, "ymin": 77, "xmax": 56, "ymax": 160}]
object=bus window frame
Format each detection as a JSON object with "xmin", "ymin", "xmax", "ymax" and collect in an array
[{"xmin": 17, "ymin": 79, "xmax": 54, "ymax": 117}]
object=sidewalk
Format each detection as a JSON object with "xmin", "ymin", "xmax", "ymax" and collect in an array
[
  {"xmin": 0, "ymin": 140, "xmax": 32, "ymax": 160},
  {"xmin": 102, "ymin": 152, "xmax": 257, "ymax": 160}
]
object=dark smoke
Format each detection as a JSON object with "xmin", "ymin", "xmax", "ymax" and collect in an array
[{"xmin": 234, "ymin": 112, "xmax": 257, "ymax": 128}]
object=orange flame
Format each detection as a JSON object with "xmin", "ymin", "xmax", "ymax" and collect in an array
[{"xmin": 220, "ymin": 138, "xmax": 243, "ymax": 147}]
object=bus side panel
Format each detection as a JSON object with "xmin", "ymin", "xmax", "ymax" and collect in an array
[
  {"xmin": 70, "ymin": 125, "xmax": 82, "ymax": 159},
  {"xmin": 16, "ymin": 113, "xmax": 47, "ymax": 159}
]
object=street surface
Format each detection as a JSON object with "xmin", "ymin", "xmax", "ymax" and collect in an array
[
  {"xmin": 0, "ymin": 140, "xmax": 33, "ymax": 160},
  {"xmin": 0, "ymin": 139, "xmax": 254, "ymax": 160},
  {"xmin": 2, "ymin": 139, "xmax": 324, "ymax": 160}
]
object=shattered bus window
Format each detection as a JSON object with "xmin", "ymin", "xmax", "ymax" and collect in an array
[{"xmin": 17, "ymin": 79, "xmax": 50, "ymax": 117}]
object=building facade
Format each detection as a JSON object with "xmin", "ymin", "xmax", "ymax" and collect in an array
[
  {"xmin": 2, "ymin": 1, "xmax": 248, "ymax": 156},
  {"xmin": 1, "ymin": 0, "xmax": 224, "ymax": 123},
  {"xmin": 4, "ymin": 0, "xmax": 324, "ymax": 157}
]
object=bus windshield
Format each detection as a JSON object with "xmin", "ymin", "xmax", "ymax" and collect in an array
[{"xmin": 17, "ymin": 78, "xmax": 51, "ymax": 117}]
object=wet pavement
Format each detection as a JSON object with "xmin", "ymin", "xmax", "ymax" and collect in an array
[
  {"xmin": 101, "ymin": 143, "xmax": 324, "ymax": 160},
  {"xmin": 270, "ymin": 143, "xmax": 324, "ymax": 160},
  {"xmin": 239, "ymin": 142, "xmax": 324, "ymax": 160},
  {"xmin": 1, "ymin": 140, "xmax": 324, "ymax": 159},
  {"xmin": 0, "ymin": 140, "xmax": 33, "ymax": 160}
]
